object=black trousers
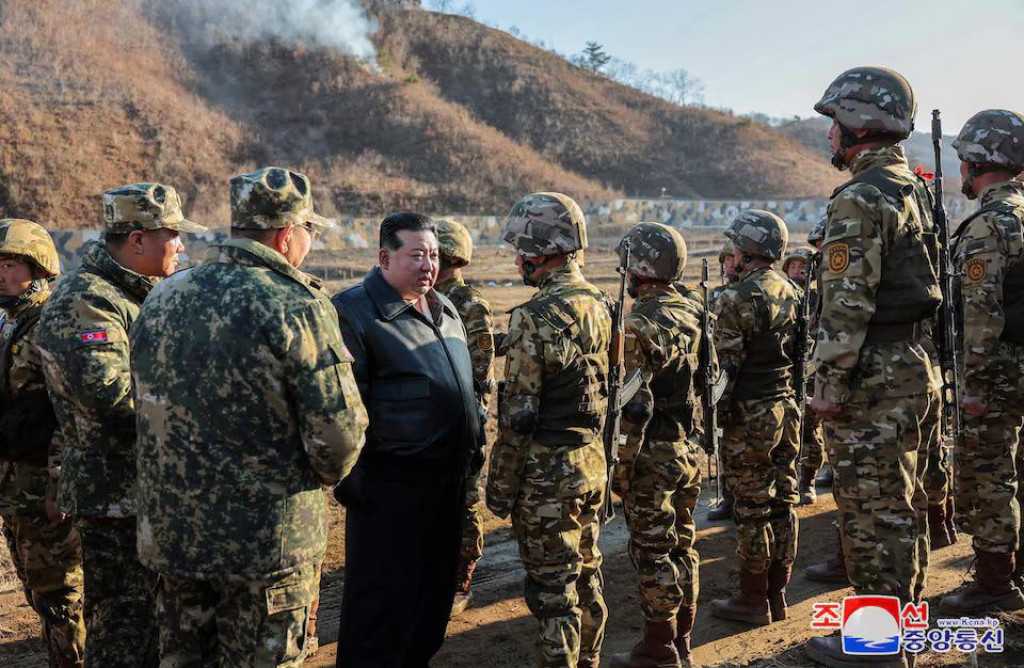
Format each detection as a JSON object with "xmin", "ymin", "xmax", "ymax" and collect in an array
[{"xmin": 336, "ymin": 472, "xmax": 466, "ymax": 668}]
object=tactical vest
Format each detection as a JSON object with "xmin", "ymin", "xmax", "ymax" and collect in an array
[
  {"xmin": 835, "ymin": 166, "xmax": 942, "ymax": 337},
  {"xmin": 0, "ymin": 304, "xmax": 56, "ymax": 464},
  {"xmin": 634, "ymin": 293, "xmax": 703, "ymax": 442},
  {"xmin": 526, "ymin": 294, "xmax": 609, "ymax": 446},
  {"xmin": 953, "ymin": 201, "xmax": 1024, "ymax": 344},
  {"xmin": 732, "ymin": 281, "xmax": 797, "ymax": 402}
]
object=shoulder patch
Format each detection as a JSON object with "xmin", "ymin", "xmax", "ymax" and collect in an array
[
  {"xmin": 79, "ymin": 330, "xmax": 109, "ymax": 344},
  {"xmin": 477, "ymin": 332, "xmax": 493, "ymax": 351},
  {"xmin": 827, "ymin": 243, "xmax": 850, "ymax": 274},
  {"xmin": 965, "ymin": 257, "xmax": 987, "ymax": 284}
]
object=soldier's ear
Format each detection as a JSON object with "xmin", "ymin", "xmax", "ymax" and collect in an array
[{"xmin": 379, "ymin": 247, "xmax": 390, "ymax": 270}]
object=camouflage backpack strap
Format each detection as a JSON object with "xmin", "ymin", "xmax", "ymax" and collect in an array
[
  {"xmin": 835, "ymin": 165, "xmax": 915, "ymax": 204},
  {"xmin": 525, "ymin": 292, "xmax": 576, "ymax": 334},
  {"xmin": 0, "ymin": 303, "xmax": 44, "ymax": 405},
  {"xmin": 952, "ymin": 201, "xmax": 1024, "ymax": 240}
]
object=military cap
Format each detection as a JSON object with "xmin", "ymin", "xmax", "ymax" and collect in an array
[
  {"xmin": 0, "ymin": 219, "xmax": 60, "ymax": 277},
  {"xmin": 814, "ymin": 66, "xmax": 916, "ymax": 137},
  {"xmin": 953, "ymin": 109, "xmax": 1024, "ymax": 171},
  {"xmin": 726, "ymin": 209, "xmax": 789, "ymax": 261},
  {"xmin": 435, "ymin": 218, "xmax": 474, "ymax": 266},
  {"xmin": 502, "ymin": 192, "xmax": 587, "ymax": 257},
  {"xmin": 230, "ymin": 167, "xmax": 334, "ymax": 231},
  {"xmin": 616, "ymin": 222, "xmax": 687, "ymax": 282},
  {"xmin": 102, "ymin": 183, "xmax": 207, "ymax": 234}
]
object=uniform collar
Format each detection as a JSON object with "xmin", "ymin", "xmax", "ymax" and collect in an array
[
  {"xmin": 979, "ymin": 179, "xmax": 1024, "ymax": 207},
  {"xmin": 364, "ymin": 266, "xmax": 457, "ymax": 323},
  {"xmin": 738, "ymin": 264, "xmax": 774, "ymax": 282},
  {"xmin": 434, "ymin": 272, "xmax": 466, "ymax": 294},
  {"xmin": 80, "ymin": 240, "xmax": 156, "ymax": 303},
  {"xmin": 633, "ymin": 281, "xmax": 676, "ymax": 303},
  {"xmin": 848, "ymin": 144, "xmax": 908, "ymax": 177},
  {"xmin": 206, "ymin": 238, "xmax": 322, "ymax": 295},
  {"xmin": 536, "ymin": 259, "xmax": 585, "ymax": 290}
]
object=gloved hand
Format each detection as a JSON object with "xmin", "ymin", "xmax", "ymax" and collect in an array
[{"xmin": 333, "ymin": 467, "xmax": 366, "ymax": 509}]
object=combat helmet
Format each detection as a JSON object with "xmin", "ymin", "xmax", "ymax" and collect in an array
[
  {"xmin": 502, "ymin": 192, "xmax": 588, "ymax": 257},
  {"xmin": 616, "ymin": 222, "xmax": 687, "ymax": 282},
  {"xmin": 953, "ymin": 109, "xmax": 1024, "ymax": 172},
  {"xmin": 435, "ymin": 218, "xmax": 474, "ymax": 267},
  {"xmin": 0, "ymin": 219, "xmax": 60, "ymax": 277},
  {"xmin": 807, "ymin": 217, "xmax": 827, "ymax": 247},
  {"xmin": 717, "ymin": 240, "xmax": 733, "ymax": 264},
  {"xmin": 726, "ymin": 210, "xmax": 789, "ymax": 262},
  {"xmin": 814, "ymin": 66, "xmax": 916, "ymax": 138},
  {"xmin": 782, "ymin": 247, "xmax": 815, "ymax": 275}
]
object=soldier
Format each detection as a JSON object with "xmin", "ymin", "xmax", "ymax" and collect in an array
[
  {"xmin": 609, "ymin": 223, "xmax": 706, "ymax": 668},
  {"xmin": 939, "ymin": 110, "xmax": 1024, "ymax": 614},
  {"xmin": 709, "ymin": 210, "xmax": 800, "ymax": 627},
  {"xmin": 434, "ymin": 218, "xmax": 496, "ymax": 618},
  {"xmin": 130, "ymin": 167, "xmax": 368, "ymax": 665},
  {"xmin": 782, "ymin": 247, "xmax": 825, "ymax": 506},
  {"xmin": 805, "ymin": 67, "xmax": 943, "ymax": 668},
  {"xmin": 706, "ymin": 240, "xmax": 739, "ymax": 523},
  {"xmin": 37, "ymin": 183, "xmax": 206, "ymax": 668},
  {"xmin": 0, "ymin": 220, "xmax": 85, "ymax": 668},
  {"xmin": 486, "ymin": 192, "xmax": 610, "ymax": 668}
]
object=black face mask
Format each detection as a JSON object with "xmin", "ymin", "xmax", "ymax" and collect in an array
[
  {"xmin": 520, "ymin": 258, "xmax": 543, "ymax": 287},
  {"xmin": 961, "ymin": 175, "xmax": 977, "ymax": 200},
  {"xmin": 626, "ymin": 274, "xmax": 644, "ymax": 299}
]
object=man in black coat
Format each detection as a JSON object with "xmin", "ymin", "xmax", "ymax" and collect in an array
[{"xmin": 332, "ymin": 213, "xmax": 482, "ymax": 668}]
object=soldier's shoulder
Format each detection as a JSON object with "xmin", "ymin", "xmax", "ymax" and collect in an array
[{"xmin": 832, "ymin": 178, "xmax": 887, "ymax": 210}]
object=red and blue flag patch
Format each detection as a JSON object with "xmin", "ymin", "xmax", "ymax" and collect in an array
[{"xmin": 79, "ymin": 330, "xmax": 109, "ymax": 344}]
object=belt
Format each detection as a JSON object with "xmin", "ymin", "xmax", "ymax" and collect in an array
[{"xmin": 864, "ymin": 322, "xmax": 922, "ymax": 343}]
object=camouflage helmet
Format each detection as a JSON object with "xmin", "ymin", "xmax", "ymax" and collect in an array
[
  {"xmin": 782, "ymin": 247, "xmax": 815, "ymax": 274},
  {"xmin": 434, "ymin": 218, "xmax": 474, "ymax": 266},
  {"xmin": 502, "ymin": 192, "xmax": 588, "ymax": 257},
  {"xmin": 726, "ymin": 209, "xmax": 789, "ymax": 261},
  {"xmin": 615, "ymin": 222, "xmax": 687, "ymax": 282},
  {"xmin": 807, "ymin": 217, "xmax": 828, "ymax": 246},
  {"xmin": 952, "ymin": 109, "xmax": 1024, "ymax": 171},
  {"xmin": 717, "ymin": 240, "xmax": 733, "ymax": 264},
  {"xmin": 102, "ymin": 183, "xmax": 206, "ymax": 234},
  {"xmin": 0, "ymin": 219, "xmax": 60, "ymax": 277},
  {"xmin": 230, "ymin": 167, "xmax": 334, "ymax": 230},
  {"xmin": 814, "ymin": 67, "xmax": 916, "ymax": 137}
]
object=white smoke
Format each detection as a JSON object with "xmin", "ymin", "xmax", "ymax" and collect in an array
[{"xmin": 162, "ymin": 0, "xmax": 379, "ymax": 63}]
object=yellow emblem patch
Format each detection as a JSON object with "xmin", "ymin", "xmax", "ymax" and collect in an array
[
  {"xmin": 966, "ymin": 257, "xmax": 987, "ymax": 284},
  {"xmin": 828, "ymin": 242, "xmax": 850, "ymax": 274},
  {"xmin": 478, "ymin": 333, "xmax": 493, "ymax": 351}
]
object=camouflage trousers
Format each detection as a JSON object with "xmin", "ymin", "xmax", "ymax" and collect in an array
[
  {"xmin": 721, "ymin": 397, "xmax": 800, "ymax": 574},
  {"xmin": 511, "ymin": 443, "xmax": 607, "ymax": 668},
  {"xmin": 77, "ymin": 516, "xmax": 159, "ymax": 668},
  {"xmin": 922, "ymin": 387, "xmax": 952, "ymax": 508},
  {"xmin": 621, "ymin": 439, "xmax": 702, "ymax": 622},
  {"xmin": 458, "ymin": 469, "xmax": 485, "ymax": 573},
  {"xmin": 157, "ymin": 564, "xmax": 319, "ymax": 668},
  {"xmin": 1, "ymin": 508, "xmax": 85, "ymax": 668},
  {"xmin": 955, "ymin": 395, "xmax": 1024, "ymax": 554},
  {"xmin": 823, "ymin": 391, "xmax": 932, "ymax": 602},
  {"xmin": 798, "ymin": 403, "xmax": 826, "ymax": 473}
]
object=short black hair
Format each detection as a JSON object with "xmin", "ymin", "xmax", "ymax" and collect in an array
[
  {"xmin": 379, "ymin": 212, "xmax": 436, "ymax": 251},
  {"xmin": 104, "ymin": 231, "xmax": 131, "ymax": 248}
]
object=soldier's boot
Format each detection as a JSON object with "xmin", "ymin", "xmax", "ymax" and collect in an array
[
  {"xmin": 306, "ymin": 596, "xmax": 320, "ymax": 655},
  {"xmin": 804, "ymin": 529, "xmax": 850, "ymax": 585},
  {"xmin": 706, "ymin": 489, "xmax": 734, "ymax": 522},
  {"xmin": 450, "ymin": 559, "xmax": 477, "ymax": 618},
  {"xmin": 928, "ymin": 504, "xmax": 953, "ymax": 549},
  {"xmin": 805, "ymin": 634, "xmax": 908, "ymax": 668},
  {"xmin": 944, "ymin": 496, "xmax": 958, "ymax": 545},
  {"xmin": 709, "ymin": 570, "xmax": 771, "ymax": 626},
  {"xmin": 767, "ymin": 561, "xmax": 791, "ymax": 622},
  {"xmin": 939, "ymin": 551, "xmax": 1024, "ymax": 614},
  {"xmin": 798, "ymin": 468, "xmax": 818, "ymax": 506},
  {"xmin": 674, "ymin": 605, "xmax": 697, "ymax": 668},
  {"xmin": 610, "ymin": 619, "xmax": 681, "ymax": 668},
  {"xmin": 815, "ymin": 465, "xmax": 833, "ymax": 489}
]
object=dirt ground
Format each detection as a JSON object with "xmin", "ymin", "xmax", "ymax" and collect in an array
[{"xmin": 3, "ymin": 239, "xmax": 1022, "ymax": 667}]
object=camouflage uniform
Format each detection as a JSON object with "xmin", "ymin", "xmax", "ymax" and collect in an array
[
  {"xmin": 610, "ymin": 223, "xmax": 706, "ymax": 668},
  {"xmin": 131, "ymin": 167, "xmax": 366, "ymax": 667},
  {"xmin": 704, "ymin": 241, "xmax": 738, "ymax": 523},
  {"xmin": 434, "ymin": 218, "xmax": 496, "ymax": 613},
  {"xmin": 940, "ymin": 110, "xmax": 1024, "ymax": 614},
  {"xmin": 0, "ymin": 220, "xmax": 85, "ymax": 668},
  {"xmin": 711, "ymin": 211, "xmax": 800, "ymax": 627},
  {"xmin": 486, "ymin": 193, "xmax": 610, "ymax": 668},
  {"xmin": 38, "ymin": 184, "xmax": 205, "ymax": 668}
]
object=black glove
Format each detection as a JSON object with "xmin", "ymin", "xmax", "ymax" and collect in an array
[{"xmin": 333, "ymin": 467, "xmax": 366, "ymax": 509}]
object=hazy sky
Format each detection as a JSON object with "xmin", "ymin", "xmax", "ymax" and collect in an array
[{"xmin": 463, "ymin": 0, "xmax": 1024, "ymax": 133}]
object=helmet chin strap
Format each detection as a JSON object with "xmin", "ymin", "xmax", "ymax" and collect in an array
[
  {"xmin": 520, "ymin": 257, "xmax": 544, "ymax": 287},
  {"xmin": 0, "ymin": 278, "xmax": 48, "ymax": 310}
]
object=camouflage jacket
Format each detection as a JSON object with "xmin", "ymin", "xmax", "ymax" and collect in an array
[
  {"xmin": 953, "ymin": 180, "xmax": 1024, "ymax": 398},
  {"xmin": 812, "ymin": 146, "xmax": 940, "ymax": 404},
  {"xmin": 37, "ymin": 240, "xmax": 155, "ymax": 518},
  {"xmin": 713, "ymin": 266, "xmax": 799, "ymax": 411},
  {"xmin": 0, "ymin": 290, "xmax": 58, "ymax": 514},
  {"xmin": 436, "ymin": 273, "xmax": 496, "ymax": 406},
  {"xmin": 131, "ymin": 239, "xmax": 367, "ymax": 579},
  {"xmin": 485, "ymin": 260, "xmax": 610, "ymax": 518}
]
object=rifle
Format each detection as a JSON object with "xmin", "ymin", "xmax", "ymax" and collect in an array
[
  {"xmin": 793, "ymin": 253, "xmax": 819, "ymax": 464},
  {"xmin": 699, "ymin": 259, "xmax": 722, "ymax": 506},
  {"xmin": 601, "ymin": 239, "xmax": 630, "ymax": 524},
  {"xmin": 931, "ymin": 110, "xmax": 963, "ymax": 449}
]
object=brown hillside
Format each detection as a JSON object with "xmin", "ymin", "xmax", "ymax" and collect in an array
[{"xmin": 379, "ymin": 10, "xmax": 843, "ymax": 199}]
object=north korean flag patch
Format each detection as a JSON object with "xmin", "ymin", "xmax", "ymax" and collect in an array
[{"xmin": 79, "ymin": 330, "xmax": 109, "ymax": 344}]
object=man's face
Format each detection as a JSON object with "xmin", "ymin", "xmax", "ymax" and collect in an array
[
  {"xmin": 786, "ymin": 258, "xmax": 807, "ymax": 282},
  {"xmin": 722, "ymin": 253, "xmax": 738, "ymax": 280},
  {"xmin": 380, "ymin": 230, "xmax": 439, "ymax": 300},
  {"xmin": 132, "ymin": 229, "xmax": 185, "ymax": 277},
  {"xmin": 0, "ymin": 256, "xmax": 35, "ymax": 297},
  {"xmin": 282, "ymin": 223, "xmax": 315, "ymax": 268},
  {"xmin": 828, "ymin": 120, "xmax": 842, "ymax": 157}
]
